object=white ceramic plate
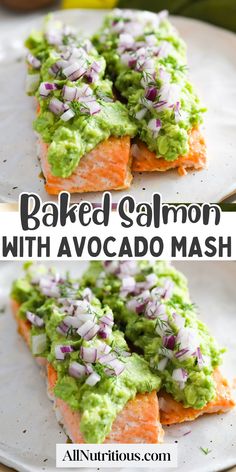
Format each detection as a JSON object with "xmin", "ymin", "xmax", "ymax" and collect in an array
[
  {"xmin": 0, "ymin": 10, "xmax": 236, "ymax": 203},
  {"xmin": 0, "ymin": 261, "xmax": 235, "ymax": 472}
]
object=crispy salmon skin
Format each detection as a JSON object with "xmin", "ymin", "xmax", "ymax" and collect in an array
[
  {"xmin": 131, "ymin": 128, "xmax": 207, "ymax": 176},
  {"xmin": 11, "ymin": 299, "xmax": 164, "ymax": 444},
  {"xmin": 159, "ymin": 369, "xmax": 235, "ymax": 425},
  {"xmin": 38, "ymin": 135, "xmax": 133, "ymax": 195}
]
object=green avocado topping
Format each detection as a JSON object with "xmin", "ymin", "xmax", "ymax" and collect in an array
[
  {"xmin": 93, "ymin": 9, "xmax": 206, "ymax": 161},
  {"xmin": 82, "ymin": 261, "xmax": 223, "ymax": 410}
]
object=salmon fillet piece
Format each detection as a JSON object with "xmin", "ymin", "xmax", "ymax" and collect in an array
[
  {"xmin": 48, "ymin": 363, "xmax": 164, "ymax": 444},
  {"xmin": 131, "ymin": 128, "xmax": 207, "ymax": 176},
  {"xmin": 12, "ymin": 299, "xmax": 164, "ymax": 444},
  {"xmin": 159, "ymin": 369, "xmax": 235, "ymax": 425},
  {"xmin": 38, "ymin": 135, "xmax": 133, "ymax": 195}
]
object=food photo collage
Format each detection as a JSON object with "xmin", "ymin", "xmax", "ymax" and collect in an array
[{"xmin": 0, "ymin": 1, "xmax": 236, "ymax": 472}]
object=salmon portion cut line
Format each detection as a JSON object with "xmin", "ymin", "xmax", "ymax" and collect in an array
[
  {"xmin": 159, "ymin": 369, "xmax": 235, "ymax": 425},
  {"xmin": 38, "ymin": 135, "xmax": 133, "ymax": 195},
  {"xmin": 11, "ymin": 299, "xmax": 164, "ymax": 444},
  {"xmin": 131, "ymin": 128, "xmax": 207, "ymax": 175}
]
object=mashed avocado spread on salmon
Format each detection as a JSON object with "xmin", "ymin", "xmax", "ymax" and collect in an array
[
  {"xmin": 11, "ymin": 263, "xmax": 160, "ymax": 444},
  {"xmin": 82, "ymin": 261, "xmax": 223, "ymax": 410},
  {"xmin": 12, "ymin": 262, "xmax": 224, "ymax": 443},
  {"xmin": 93, "ymin": 9, "xmax": 206, "ymax": 161},
  {"xmin": 25, "ymin": 17, "xmax": 137, "ymax": 178}
]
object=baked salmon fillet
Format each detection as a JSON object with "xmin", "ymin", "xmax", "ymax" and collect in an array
[
  {"xmin": 25, "ymin": 18, "xmax": 137, "ymax": 194},
  {"xmin": 83, "ymin": 260, "xmax": 235, "ymax": 427},
  {"xmin": 159, "ymin": 368, "xmax": 235, "ymax": 425},
  {"xmin": 94, "ymin": 10, "xmax": 207, "ymax": 177},
  {"xmin": 11, "ymin": 298, "xmax": 164, "ymax": 444},
  {"xmin": 131, "ymin": 128, "xmax": 207, "ymax": 176},
  {"xmin": 38, "ymin": 135, "xmax": 132, "ymax": 195},
  {"xmin": 47, "ymin": 363, "xmax": 164, "ymax": 444}
]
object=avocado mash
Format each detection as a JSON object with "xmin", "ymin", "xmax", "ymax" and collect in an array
[
  {"xmin": 82, "ymin": 261, "xmax": 223, "ymax": 409},
  {"xmin": 93, "ymin": 9, "xmax": 206, "ymax": 161},
  {"xmin": 11, "ymin": 263, "xmax": 160, "ymax": 444},
  {"xmin": 25, "ymin": 17, "xmax": 137, "ymax": 178}
]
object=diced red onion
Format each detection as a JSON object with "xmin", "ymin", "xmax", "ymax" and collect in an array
[
  {"xmin": 145, "ymin": 87, "xmax": 158, "ymax": 101},
  {"xmin": 76, "ymin": 313, "xmax": 95, "ymax": 325},
  {"xmin": 172, "ymin": 368, "xmax": 188, "ymax": 385},
  {"xmin": 55, "ymin": 344, "xmax": 73, "ymax": 361},
  {"xmin": 61, "ymin": 345, "xmax": 73, "ymax": 354},
  {"xmin": 120, "ymin": 276, "xmax": 136, "ymax": 297},
  {"xmin": 153, "ymin": 100, "xmax": 168, "ymax": 111},
  {"xmin": 45, "ymin": 30, "xmax": 62, "ymax": 46},
  {"xmin": 127, "ymin": 289, "xmax": 151, "ymax": 314},
  {"xmin": 85, "ymin": 372, "xmax": 101, "ymax": 386},
  {"xmin": 61, "ymin": 108, "xmax": 75, "ymax": 122},
  {"xmin": 105, "ymin": 358, "xmax": 125, "ymax": 376},
  {"xmin": 159, "ymin": 82, "xmax": 180, "ymax": 108},
  {"xmin": 97, "ymin": 343, "xmax": 111, "ymax": 358},
  {"xmin": 159, "ymin": 345, "xmax": 174, "ymax": 360},
  {"xmin": 145, "ymin": 273, "xmax": 158, "ymax": 288},
  {"xmin": 145, "ymin": 34, "xmax": 157, "ymax": 46},
  {"xmin": 158, "ymin": 396, "xmax": 169, "ymax": 412},
  {"xmin": 77, "ymin": 320, "xmax": 99, "ymax": 341},
  {"xmin": 98, "ymin": 352, "xmax": 117, "ymax": 365},
  {"xmin": 63, "ymin": 62, "xmax": 87, "ymax": 81},
  {"xmin": 118, "ymin": 33, "xmax": 135, "ymax": 51},
  {"xmin": 135, "ymin": 108, "xmax": 147, "ymax": 120},
  {"xmin": 119, "ymin": 261, "xmax": 138, "ymax": 276},
  {"xmin": 172, "ymin": 312, "xmax": 185, "ymax": 329},
  {"xmin": 196, "ymin": 347, "xmax": 204, "ymax": 368},
  {"xmin": 163, "ymin": 335, "xmax": 176, "ymax": 350},
  {"xmin": 69, "ymin": 361, "xmax": 86, "ymax": 378},
  {"xmin": 100, "ymin": 314, "xmax": 114, "ymax": 328},
  {"xmin": 175, "ymin": 348, "xmax": 190, "ymax": 360},
  {"xmin": 27, "ymin": 53, "xmax": 41, "ymax": 70},
  {"xmin": 145, "ymin": 299, "xmax": 165, "ymax": 319},
  {"xmin": 158, "ymin": 357, "xmax": 168, "ymax": 371},
  {"xmin": 62, "ymin": 85, "xmax": 77, "ymax": 101},
  {"xmin": 82, "ymin": 288, "xmax": 93, "ymax": 302},
  {"xmin": 155, "ymin": 313, "xmax": 170, "ymax": 336},
  {"xmin": 103, "ymin": 261, "xmax": 120, "ymax": 274},
  {"xmin": 151, "ymin": 286, "xmax": 165, "ymax": 299},
  {"xmin": 91, "ymin": 61, "xmax": 101, "ymax": 73},
  {"xmin": 80, "ymin": 346, "xmax": 97, "ymax": 363},
  {"xmin": 177, "ymin": 328, "xmax": 199, "ymax": 354},
  {"xmin": 162, "ymin": 279, "xmax": 174, "ymax": 300},
  {"xmin": 74, "ymin": 300, "xmax": 90, "ymax": 315},
  {"xmin": 26, "ymin": 311, "xmax": 44, "ymax": 327},
  {"xmin": 98, "ymin": 323, "xmax": 112, "ymax": 339},
  {"xmin": 148, "ymin": 118, "xmax": 162, "ymax": 137},
  {"xmin": 49, "ymin": 97, "xmax": 69, "ymax": 115},
  {"xmin": 85, "ymin": 363, "xmax": 93, "ymax": 375},
  {"xmin": 63, "ymin": 315, "xmax": 82, "ymax": 329},
  {"xmin": 76, "ymin": 84, "xmax": 93, "ymax": 99},
  {"xmin": 39, "ymin": 82, "xmax": 57, "ymax": 97},
  {"xmin": 84, "ymin": 100, "xmax": 101, "ymax": 115},
  {"xmin": 31, "ymin": 333, "xmax": 47, "ymax": 355},
  {"xmin": 56, "ymin": 321, "xmax": 69, "ymax": 336}
]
